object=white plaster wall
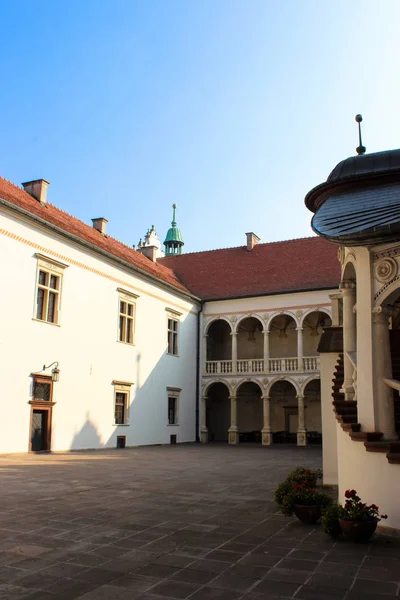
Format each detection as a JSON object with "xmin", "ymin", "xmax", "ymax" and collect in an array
[
  {"xmin": 320, "ymin": 353, "xmax": 339, "ymax": 485},
  {"xmin": 0, "ymin": 209, "xmax": 199, "ymax": 453},
  {"xmin": 337, "ymin": 429, "xmax": 400, "ymax": 530}
]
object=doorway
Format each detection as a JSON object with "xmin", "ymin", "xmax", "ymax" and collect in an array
[{"xmin": 31, "ymin": 410, "xmax": 49, "ymax": 451}]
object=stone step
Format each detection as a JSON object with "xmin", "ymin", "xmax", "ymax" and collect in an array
[{"xmin": 350, "ymin": 431, "xmax": 383, "ymax": 442}]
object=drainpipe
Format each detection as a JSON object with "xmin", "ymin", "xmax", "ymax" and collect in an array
[{"xmin": 196, "ymin": 301, "xmax": 204, "ymax": 442}]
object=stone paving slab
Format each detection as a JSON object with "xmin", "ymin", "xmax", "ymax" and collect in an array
[{"xmin": 0, "ymin": 445, "xmax": 399, "ymax": 599}]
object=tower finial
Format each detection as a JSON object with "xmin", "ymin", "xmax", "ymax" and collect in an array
[
  {"xmin": 172, "ymin": 203, "xmax": 177, "ymax": 226},
  {"xmin": 164, "ymin": 203, "xmax": 184, "ymax": 256},
  {"xmin": 355, "ymin": 114, "xmax": 366, "ymax": 155}
]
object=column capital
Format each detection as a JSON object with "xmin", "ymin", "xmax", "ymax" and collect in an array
[
  {"xmin": 230, "ymin": 331, "xmax": 238, "ymax": 337},
  {"xmin": 229, "ymin": 395, "xmax": 237, "ymax": 401},
  {"xmin": 340, "ymin": 280, "xmax": 356, "ymax": 294},
  {"xmin": 372, "ymin": 305, "xmax": 393, "ymax": 324},
  {"xmin": 261, "ymin": 395, "xmax": 270, "ymax": 401},
  {"xmin": 263, "ymin": 329, "xmax": 270, "ymax": 335},
  {"xmin": 296, "ymin": 394, "xmax": 305, "ymax": 400},
  {"xmin": 296, "ymin": 326, "xmax": 304, "ymax": 332}
]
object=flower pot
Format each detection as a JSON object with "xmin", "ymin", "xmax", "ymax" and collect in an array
[
  {"xmin": 339, "ymin": 518, "xmax": 378, "ymax": 543},
  {"xmin": 294, "ymin": 504, "xmax": 322, "ymax": 524}
]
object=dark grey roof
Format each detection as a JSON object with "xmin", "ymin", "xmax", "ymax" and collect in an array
[
  {"xmin": 328, "ymin": 149, "xmax": 400, "ymax": 183},
  {"xmin": 311, "ymin": 183, "xmax": 400, "ymax": 244}
]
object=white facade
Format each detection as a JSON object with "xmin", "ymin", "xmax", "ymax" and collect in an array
[{"xmin": 0, "ymin": 206, "xmax": 198, "ymax": 453}]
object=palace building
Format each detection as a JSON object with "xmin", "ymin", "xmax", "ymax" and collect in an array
[{"xmin": 0, "ymin": 175, "xmax": 339, "ymax": 454}]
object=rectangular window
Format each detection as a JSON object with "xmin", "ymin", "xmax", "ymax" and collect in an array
[
  {"xmin": 166, "ymin": 387, "xmax": 181, "ymax": 426},
  {"xmin": 117, "ymin": 289, "xmax": 138, "ymax": 344},
  {"xmin": 34, "ymin": 254, "xmax": 67, "ymax": 325},
  {"xmin": 168, "ymin": 397, "xmax": 177, "ymax": 425},
  {"xmin": 113, "ymin": 381, "xmax": 133, "ymax": 426},
  {"xmin": 115, "ymin": 392, "xmax": 127, "ymax": 425},
  {"xmin": 167, "ymin": 318, "xmax": 179, "ymax": 355},
  {"xmin": 36, "ymin": 269, "xmax": 60, "ymax": 323}
]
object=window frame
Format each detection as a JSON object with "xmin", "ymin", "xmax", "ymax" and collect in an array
[
  {"xmin": 33, "ymin": 254, "xmax": 68, "ymax": 326},
  {"xmin": 166, "ymin": 308, "xmax": 181, "ymax": 356},
  {"xmin": 113, "ymin": 381, "xmax": 133, "ymax": 426},
  {"xmin": 167, "ymin": 387, "xmax": 181, "ymax": 426},
  {"xmin": 117, "ymin": 288, "xmax": 139, "ymax": 345}
]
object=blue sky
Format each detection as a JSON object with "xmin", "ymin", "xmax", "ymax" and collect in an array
[{"xmin": 1, "ymin": 1, "xmax": 399, "ymax": 253}]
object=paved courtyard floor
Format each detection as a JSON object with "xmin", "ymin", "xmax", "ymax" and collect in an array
[{"xmin": 0, "ymin": 444, "xmax": 399, "ymax": 600}]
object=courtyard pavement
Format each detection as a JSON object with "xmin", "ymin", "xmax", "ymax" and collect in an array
[{"xmin": 0, "ymin": 444, "xmax": 399, "ymax": 600}]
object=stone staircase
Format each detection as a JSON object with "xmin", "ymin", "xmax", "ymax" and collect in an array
[{"xmin": 332, "ymin": 353, "xmax": 400, "ymax": 464}]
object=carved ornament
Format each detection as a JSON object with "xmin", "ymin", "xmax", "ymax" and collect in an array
[{"xmin": 375, "ymin": 257, "xmax": 398, "ymax": 283}]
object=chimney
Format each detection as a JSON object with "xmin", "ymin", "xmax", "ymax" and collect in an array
[
  {"xmin": 246, "ymin": 232, "xmax": 260, "ymax": 252},
  {"xmin": 91, "ymin": 217, "xmax": 108, "ymax": 235},
  {"xmin": 22, "ymin": 179, "xmax": 50, "ymax": 205},
  {"xmin": 139, "ymin": 245, "xmax": 157, "ymax": 263}
]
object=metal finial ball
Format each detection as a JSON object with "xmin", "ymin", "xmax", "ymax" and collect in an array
[
  {"xmin": 355, "ymin": 114, "xmax": 363, "ymax": 123},
  {"xmin": 173, "ymin": 203, "xmax": 177, "ymax": 209}
]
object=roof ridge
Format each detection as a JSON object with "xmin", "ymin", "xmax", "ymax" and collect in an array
[{"xmin": 160, "ymin": 236, "xmax": 318, "ymax": 257}]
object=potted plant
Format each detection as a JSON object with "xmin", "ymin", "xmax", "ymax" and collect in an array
[
  {"xmin": 337, "ymin": 489, "xmax": 388, "ymax": 543},
  {"xmin": 281, "ymin": 482, "xmax": 332, "ymax": 524},
  {"xmin": 274, "ymin": 467, "xmax": 322, "ymax": 508},
  {"xmin": 321, "ymin": 504, "xmax": 342, "ymax": 539}
]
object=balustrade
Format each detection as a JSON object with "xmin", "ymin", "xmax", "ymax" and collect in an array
[{"xmin": 205, "ymin": 356, "xmax": 319, "ymax": 375}]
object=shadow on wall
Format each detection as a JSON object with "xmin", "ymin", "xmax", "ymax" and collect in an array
[{"xmin": 67, "ymin": 316, "xmax": 195, "ymax": 451}]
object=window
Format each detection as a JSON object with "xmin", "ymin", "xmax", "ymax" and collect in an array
[
  {"xmin": 113, "ymin": 381, "xmax": 133, "ymax": 425},
  {"xmin": 168, "ymin": 397, "xmax": 177, "ymax": 425},
  {"xmin": 34, "ymin": 254, "xmax": 67, "ymax": 325},
  {"xmin": 168, "ymin": 318, "xmax": 178, "ymax": 354},
  {"xmin": 117, "ymin": 289, "xmax": 138, "ymax": 344},
  {"xmin": 166, "ymin": 308, "xmax": 181, "ymax": 355},
  {"xmin": 33, "ymin": 380, "xmax": 51, "ymax": 402},
  {"xmin": 167, "ymin": 387, "xmax": 181, "ymax": 425}
]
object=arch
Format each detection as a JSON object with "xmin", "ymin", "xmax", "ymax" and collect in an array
[
  {"xmin": 203, "ymin": 378, "xmax": 233, "ymax": 397},
  {"xmin": 266, "ymin": 376, "xmax": 300, "ymax": 396},
  {"xmin": 342, "ymin": 258, "xmax": 357, "ymax": 285},
  {"xmin": 206, "ymin": 319, "xmax": 232, "ymax": 361},
  {"xmin": 205, "ymin": 316, "xmax": 232, "ymax": 335},
  {"xmin": 269, "ymin": 379, "xmax": 299, "ymax": 444},
  {"xmin": 236, "ymin": 380, "xmax": 263, "ymax": 443},
  {"xmin": 267, "ymin": 310, "xmax": 299, "ymax": 332},
  {"xmin": 236, "ymin": 316, "xmax": 264, "ymax": 360},
  {"xmin": 300, "ymin": 307, "xmax": 332, "ymax": 328},
  {"xmin": 374, "ymin": 277, "xmax": 400, "ymax": 309},
  {"xmin": 302, "ymin": 377, "xmax": 322, "ymax": 445},
  {"xmin": 301, "ymin": 374, "xmax": 321, "ymax": 395},
  {"xmin": 205, "ymin": 381, "xmax": 231, "ymax": 443},
  {"xmin": 236, "ymin": 379, "xmax": 263, "ymax": 395}
]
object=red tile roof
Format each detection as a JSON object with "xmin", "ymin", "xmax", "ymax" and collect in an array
[
  {"xmin": 0, "ymin": 176, "xmax": 340, "ymax": 302},
  {"xmin": 0, "ymin": 177, "xmax": 192, "ymax": 296},
  {"xmin": 159, "ymin": 238, "xmax": 340, "ymax": 300}
]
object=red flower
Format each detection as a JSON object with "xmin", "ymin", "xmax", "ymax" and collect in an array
[
  {"xmin": 344, "ymin": 489, "xmax": 353, "ymax": 498},
  {"xmin": 369, "ymin": 504, "xmax": 378, "ymax": 511},
  {"xmin": 381, "ymin": 514, "xmax": 388, "ymax": 519},
  {"xmin": 293, "ymin": 483, "xmax": 301, "ymax": 490}
]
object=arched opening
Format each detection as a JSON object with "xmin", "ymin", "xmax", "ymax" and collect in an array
[
  {"xmin": 207, "ymin": 320, "xmax": 232, "ymax": 361},
  {"xmin": 303, "ymin": 379, "xmax": 322, "ymax": 444},
  {"xmin": 269, "ymin": 314, "xmax": 297, "ymax": 371},
  {"xmin": 302, "ymin": 311, "xmax": 332, "ymax": 368},
  {"xmin": 341, "ymin": 261, "xmax": 357, "ymax": 401},
  {"xmin": 270, "ymin": 380, "xmax": 298, "ymax": 444},
  {"xmin": 381, "ymin": 287, "xmax": 400, "ymax": 437},
  {"xmin": 237, "ymin": 317, "xmax": 263, "ymax": 359},
  {"xmin": 237, "ymin": 381, "xmax": 263, "ymax": 443},
  {"xmin": 206, "ymin": 382, "xmax": 230, "ymax": 442}
]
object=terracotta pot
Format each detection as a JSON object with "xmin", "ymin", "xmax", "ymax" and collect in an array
[
  {"xmin": 339, "ymin": 518, "xmax": 378, "ymax": 543},
  {"xmin": 293, "ymin": 504, "xmax": 322, "ymax": 524}
]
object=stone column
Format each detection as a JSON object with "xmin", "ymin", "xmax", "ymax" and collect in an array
[
  {"xmin": 297, "ymin": 394, "xmax": 307, "ymax": 446},
  {"xmin": 203, "ymin": 333, "xmax": 208, "ymax": 375},
  {"xmin": 228, "ymin": 395, "xmax": 239, "ymax": 444},
  {"xmin": 200, "ymin": 395, "xmax": 208, "ymax": 443},
  {"xmin": 340, "ymin": 282, "xmax": 357, "ymax": 400},
  {"xmin": 231, "ymin": 332, "xmax": 237, "ymax": 375},
  {"xmin": 373, "ymin": 306, "xmax": 396, "ymax": 439},
  {"xmin": 263, "ymin": 330, "xmax": 270, "ymax": 373},
  {"xmin": 261, "ymin": 395, "xmax": 272, "ymax": 445},
  {"xmin": 297, "ymin": 327, "xmax": 304, "ymax": 372}
]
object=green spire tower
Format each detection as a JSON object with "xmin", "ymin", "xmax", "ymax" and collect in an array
[{"xmin": 164, "ymin": 204, "xmax": 184, "ymax": 256}]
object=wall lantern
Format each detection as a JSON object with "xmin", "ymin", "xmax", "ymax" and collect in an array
[{"xmin": 35, "ymin": 361, "xmax": 60, "ymax": 382}]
